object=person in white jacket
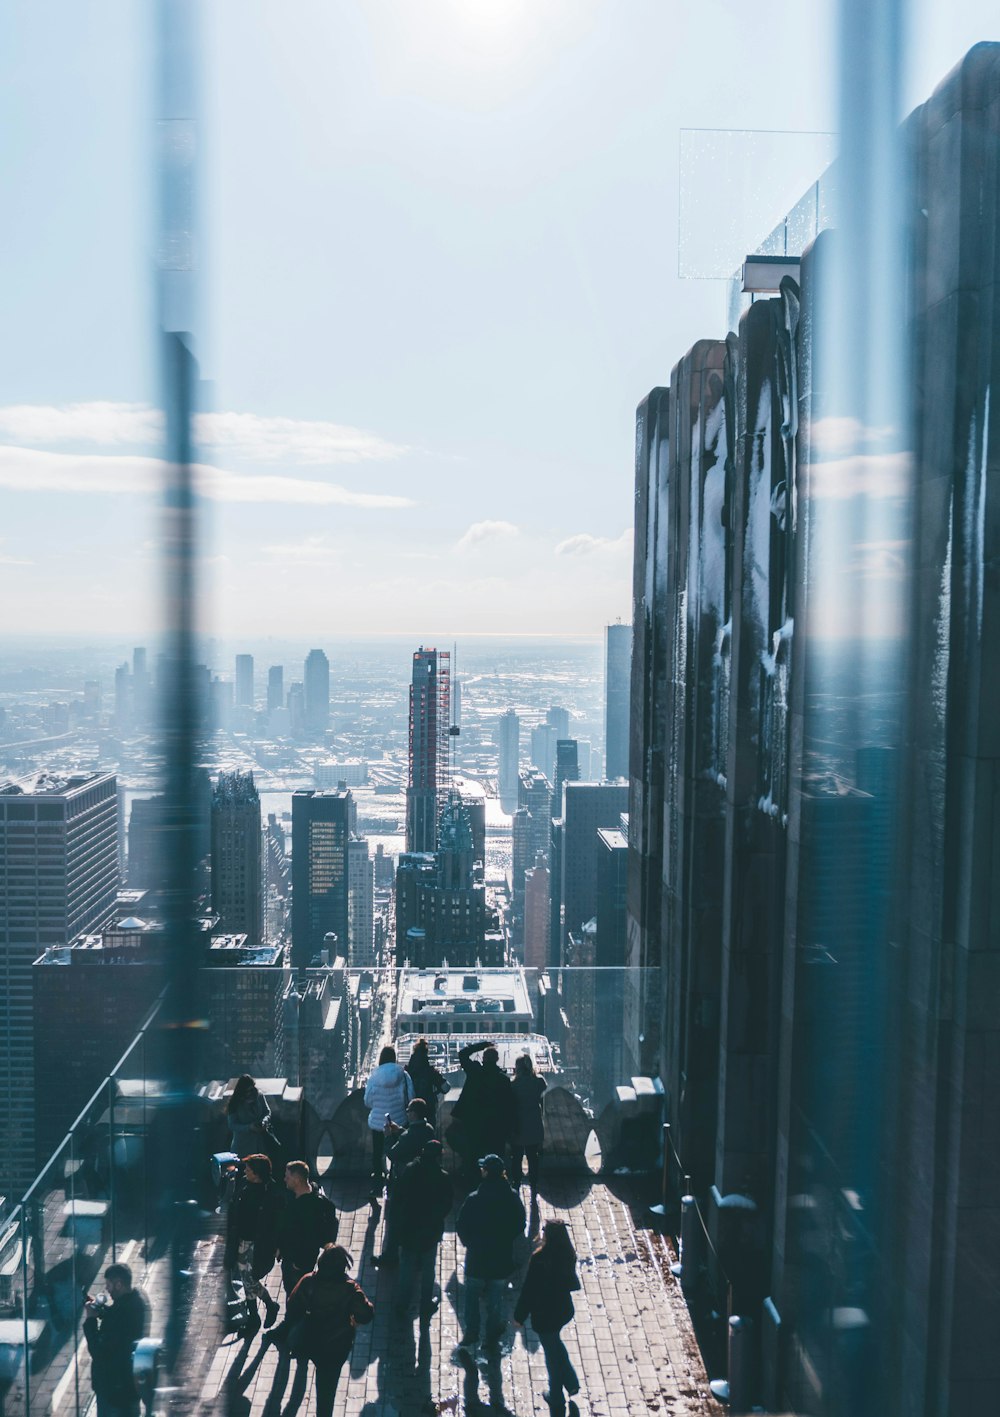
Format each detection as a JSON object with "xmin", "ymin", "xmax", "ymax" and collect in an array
[{"xmin": 363, "ymin": 1045, "xmax": 414, "ymax": 1197}]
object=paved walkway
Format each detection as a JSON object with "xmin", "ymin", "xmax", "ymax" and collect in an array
[{"xmin": 181, "ymin": 1173, "xmax": 720, "ymax": 1417}]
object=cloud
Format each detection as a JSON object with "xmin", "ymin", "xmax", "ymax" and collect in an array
[
  {"xmin": 555, "ymin": 528, "xmax": 632, "ymax": 556},
  {"xmin": 261, "ymin": 535, "xmax": 340, "ymax": 563},
  {"xmin": 455, "ymin": 519, "xmax": 520, "ymax": 552},
  {"xmin": 0, "ymin": 446, "xmax": 415, "ymax": 509},
  {"xmin": 809, "ymin": 417, "xmax": 897, "ymax": 458},
  {"xmin": 0, "ymin": 401, "xmax": 408, "ymax": 465},
  {"xmin": 805, "ymin": 451, "xmax": 911, "ymax": 500}
]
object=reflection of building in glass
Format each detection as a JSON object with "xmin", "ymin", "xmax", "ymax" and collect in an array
[{"xmin": 291, "ymin": 789, "xmax": 353, "ymax": 969}]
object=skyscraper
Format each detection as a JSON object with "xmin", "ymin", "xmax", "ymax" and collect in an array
[
  {"xmin": 604, "ymin": 622, "xmax": 632, "ymax": 780},
  {"xmin": 267, "ymin": 664, "xmax": 284, "ymax": 713},
  {"xmin": 291, "ymin": 789, "xmax": 352, "ymax": 969},
  {"xmin": 498, "ymin": 709, "xmax": 520, "ymax": 813},
  {"xmin": 0, "ymin": 771, "xmax": 119, "ymax": 1195},
  {"xmin": 304, "ymin": 649, "xmax": 330, "ymax": 737},
  {"xmin": 235, "ymin": 654, "xmax": 254, "ymax": 708},
  {"xmin": 347, "ymin": 836, "xmax": 375, "ymax": 967},
  {"xmin": 211, "ymin": 771, "xmax": 262, "ymax": 947},
  {"xmin": 405, "ymin": 646, "xmax": 450, "ymax": 854},
  {"xmin": 523, "ymin": 854, "xmax": 550, "ymax": 973},
  {"xmin": 554, "ymin": 739, "xmax": 580, "ymax": 808},
  {"xmin": 552, "ymin": 780, "xmax": 629, "ymax": 965}
]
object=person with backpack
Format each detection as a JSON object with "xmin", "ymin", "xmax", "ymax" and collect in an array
[
  {"xmin": 392, "ymin": 1139, "xmax": 453, "ymax": 1322},
  {"xmin": 276, "ymin": 1160, "xmax": 340, "ymax": 1296},
  {"xmin": 456, "ymin": 1153, "xmax": 526, "ymax": 1350},
  {"xmin": 405, "ymin": 1037, "xmax": 449, "ymax": 1125},
  {"xmin": 514, "ymin": 1219, "xmax": 582, "ymax": 1417},
  {"xmin": 363, "ymin": 1045, "xmax": 414, "ymax": 1196},
  {"xmin": 223, "ymin": 1152, "xmax": 283, "ymax": 1332},
  {"xmin": 278, "ymin": 1245, "xmax": 374, "ymax": 1417}
]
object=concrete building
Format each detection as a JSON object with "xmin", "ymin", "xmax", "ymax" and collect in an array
[
  {"xmin": 304, "ymin": 649, "xmax": 330, "ymax": 737},
  {"xmin": 523, "ymin": 854, "xmax": 550, "ymax": 973},
  {"xmin": 347, "ymin": 836, "xmax": 375, "ymax": 967},
  {"xmin": 235, "ymin": 653, "xmax": 254, "ymax": 708},
  {"xmin": 291, "ymin": 789, "xmax": 353, "ymax": 969},
  {"xmin": 0, "ymin": 771, "xmax": 119, "ymax": 1196},
  {"xmin": 604, "ymin": 623, "xmax": 632, "ymax": 780},
  {"xmin": 405, "ymin": 646, "xmax": 450, "ymax": 854},
  {"xmin": 497, "ymin": 709, "xmax": 520, "ymax": 813},
  {"xmin": 210, "ymin": 771, "xmax": 262, "ymax": 947},
  {"xmin": 267, "ymin": 664, "xmax": 284, "ymax": 713}
]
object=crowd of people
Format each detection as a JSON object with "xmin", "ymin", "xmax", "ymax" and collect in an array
[{"xmin": 81, "ymin": 1048, "xmax": 577, "ymax": 1417}]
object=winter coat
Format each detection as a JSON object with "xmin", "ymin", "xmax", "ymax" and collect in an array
[
  {"xmin": 363, "ymin": 1062, "xmax": 414, "ymax": 1131},
  {"xmin": 457, "ymin": 1175, "xmax": 526, "ymax": 1279},
  {"xmin": 228, "ymin": 1091, "xmax": 271, "ymax": 1157},
  {"xmin": 276, "ymin": 1185, "xmax": 340, "ymax": 1272},
  {"xmin": 511, "ymin": 1073, "xmax": 547, "ymax": 1147},
  {"xmin": 83, "ymin": 1288, "xmax": 149, "ymax": 1403},
  {"xmin": 406, "ymin": 1052, "xmax": 448, "ymax": 1119},
  {"xmin": 453, "ymin": 1045, "xmax": 515, "ymax": 1151},
  {"xmin": 224, "ymin": 1177, "xmax": 284, "ymax": 1275},
  {"xmin": 386, "ymin": 1118, "xmax": 435, "ymax": 1172},
  {"xmin": 285, "ymin": 1271, "xmax": 374, "ymax": 1367},
  {"xmin": 514, "ymin": 1249, "xmax": 581, "ymax": 1333},
  {"xmin": 393, "ymin": 1155, "xmax": 453, "ymax": 1251}
]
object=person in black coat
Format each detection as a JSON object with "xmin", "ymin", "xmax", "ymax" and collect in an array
[
  {"xmin": 223, "ymin": 1153, "xmax": 283, "ymax": 1330},
  {"xmin": 82, "ymin": 1262, "xmax": 149, "ymax": 1417},
  {"xmin": 456, "ymin": 1153, "xmax": 525, "ymax": 1348},
  {"xmin": 514, "ymin": 1220, "xmax": 582, "ymax": 1417},
  {"xmin": 377, "ymin": 1098, "xmax": 437, "ymax": 1266},
  {"xmin": 273, "ymin": 1246, "xmax": 374, "ymax": 1417},
  {"xmin": 405, "ymin": 1037, "xmax": 448, "ymax": 1125},
  {"xmin": 276, "ymin": 1160, "xmax": 340, "ymax": 1295},
  {"xmin": 393, "ymin": 1139, "xmax": 453, "ymax": 1320},
  {"xmin": 452, "ymin": 1042, "xmax": 515, "ymax": 1181},
  {"xmin": 510, "ymin": 1053, "xmax": 547, "ymax": 1199}
]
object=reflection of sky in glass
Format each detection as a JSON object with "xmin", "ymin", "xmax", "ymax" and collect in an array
[{"xmin": 679, "ymin": 128, "xmax": 836, "ymax": 278}]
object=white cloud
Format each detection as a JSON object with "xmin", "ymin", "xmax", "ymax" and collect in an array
[
  {"xmin": 0, "ymin": 401, "xmax": 408, "ymax": 465},
  {"xmin": 0, "ymin": 446, "xmax": 415, "ymax": 509},
  {"xmin": 805, "ymin": 451, "xmax": 911, "ymax": 501},
  {"xmin": 455, "ymin": 519, "xmax": 520, "ymax": 552},
  {"xmin": 809, "ymin": 416, "xmax": 897, "ymax": 458},
  {"xmin": 555, "ymin": 528, "xmax": 632, "ymax": 556},
  {"xmin": 261, "ymin": 535, "xmax": 340, "ymax": 563}
]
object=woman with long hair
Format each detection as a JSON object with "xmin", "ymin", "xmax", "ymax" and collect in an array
[
  {"xmin": 405, "ymin": 1037, "xmax": 448, "ymax": 1125},
  {"xmin": 226, "ymin": 1075, "xmax": 273, "ymax": 1159},
  {"xmin": 279, "ymin": 1245, "xmax": 374, "ymax": 1417},
  {"xmin": 510, "ymin": 1052, "xmax": 547, "ymax": 1199},
  {"xmin": 513, "ymin": 1219, "xmax": 582, "ymax": 1417}
]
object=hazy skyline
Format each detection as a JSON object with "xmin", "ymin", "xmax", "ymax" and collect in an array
[{"xmin": 0, "ymin": 0, "xmax": 992, "ymax": 637}]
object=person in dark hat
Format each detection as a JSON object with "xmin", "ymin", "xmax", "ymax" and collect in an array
[{"xmin": 456, "ymin": 1153, "xmax": 525, "ymax": 1349}]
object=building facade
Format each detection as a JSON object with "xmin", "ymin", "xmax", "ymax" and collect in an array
[
  {"xmin": 604, "ymin": 623, "xmax": 632, "ymax": 780},
  {"xmin": 291, "ymin": 789, "xmax": 352, "ymax": 969}
]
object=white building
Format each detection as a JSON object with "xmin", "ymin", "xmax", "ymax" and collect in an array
[{"xmin": 347, "ymin": 836, "xmax": 375, "ymax": 967}]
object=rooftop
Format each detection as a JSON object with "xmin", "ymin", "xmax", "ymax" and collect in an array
[{"xmin": 397, "ymin": 965, "xmax": 533, "ymax": 1018}]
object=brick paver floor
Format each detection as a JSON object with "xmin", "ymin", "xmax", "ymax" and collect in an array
[{"xmin": 179, "ymin": 1172, "xmax": 720, "ymax": 1417}]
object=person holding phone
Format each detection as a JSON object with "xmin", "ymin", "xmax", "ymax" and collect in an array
[{"xmin": 82, "ymin": 1263, "xmax": 149, "ymax": 1417}]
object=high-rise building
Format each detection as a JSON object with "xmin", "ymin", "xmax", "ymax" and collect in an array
[
  {"xmin": 210, "ymin": 676, "xmax": 233, "ymax": 733},
  {"xmin": 291, "ymin": 789, "xmax": 352, "ymax": 969},
  {"xmin": 554, "ymin": 739, "xmax": 580, "ymax": 808},
  {"xmin": 405, "ymin": 646, "xmax": 450, "ymax": 854},
  {"xmin": 304, "ymin": 649, "xmax": 330, "ymax": 737},
  {"xmin": 604, "ymin": 623, "xmax": 632, "ymax": 780},
  {"xmin": 267, "ymin": 664, "xmax": 284, "ymax": 713},
  {"xmin": 287, "ymin": 682, "xmax": 305, "ymax": 738},
  {"xmin": 211, "ymin": 771, "xmax": 262, "ymax": 947},
  {"xmin": 547, "ymin": 705, "xmax": 570, "ymax": 740},
  {"xmin": 114, "ymin": 661, "xmax": 132, "ymax": 734},
  {"xmin": 235, "ymin": 654, "xmax": 254, "ymax": 708},
  {"xmin": 132, "ymin": 646, "xmax": 152, "ymax": 728},
  {"xmin": 395, "ymin": 792, "xmax": 493, "ymax": 968},
  {"xmin": 128, "ymin": 795, "xmax": 165, "ymax": 889},
  {"xmin": 497, "ymin": 709, "xmax": 520, "ymax": 814},
  {"xmin": 551, "ymin": 780, "xmax": 629, "ymax": 965},
  {"xmin": 523, "ymin": 854, "xmax": 550, "ymax": 973},
  {"xmin": 347, "ymin": 836, "xmax": 375, "ymax": 967},
  {"xmin": 0, "ymin": 771, "xmax": 119, "ymax": 1195}
]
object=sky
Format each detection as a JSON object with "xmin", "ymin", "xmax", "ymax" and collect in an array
[{"xmin": 0, "ymin": 0, "xmax": 995, "ymax": 641}]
